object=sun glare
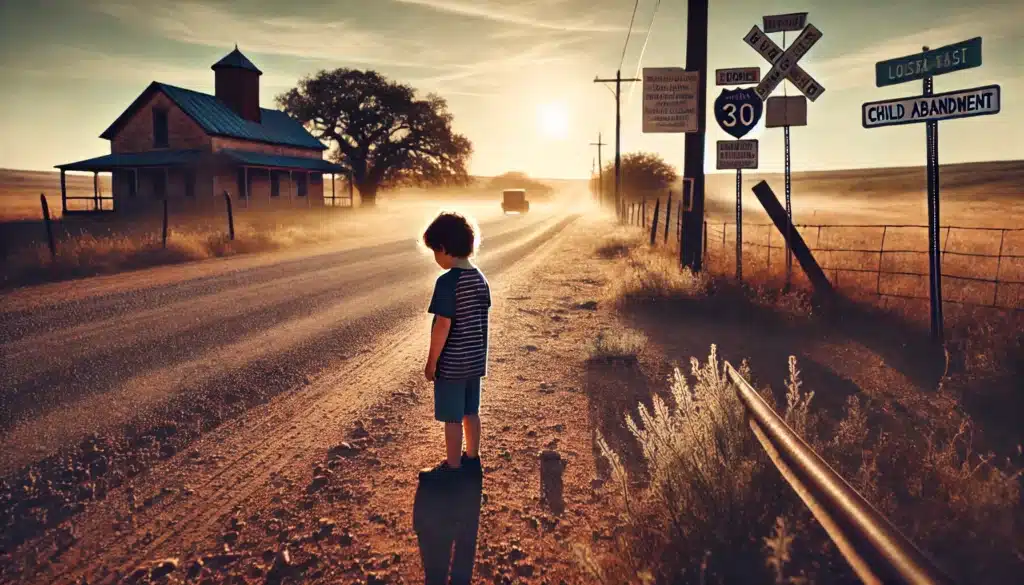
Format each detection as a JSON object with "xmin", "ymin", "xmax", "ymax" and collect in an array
[{"xmin": 537, "ymin": 102, "xmax": 570, "ymax": 140}]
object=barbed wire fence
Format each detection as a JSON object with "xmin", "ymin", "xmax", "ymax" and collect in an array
[{"xmin": 623, "ymin": 192, "xmax": 1024, "ymax": 312}]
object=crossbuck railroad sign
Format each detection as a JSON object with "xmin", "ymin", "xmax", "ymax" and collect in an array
[{"xmin": 744, "ymin": 23, "xmax": 826, "ymax": 102}]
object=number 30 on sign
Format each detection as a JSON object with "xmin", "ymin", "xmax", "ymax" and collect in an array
[{"xmin": 714, "ymin": 88, "xmax": 763, "ymax": 139}]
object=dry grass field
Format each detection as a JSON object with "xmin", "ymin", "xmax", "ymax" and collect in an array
[
  {"xmin": 622, "ymin": 159, "xmax": 1024, "ymax": 313},
  {"xmin": 586, "ymin": 230, "xmax": 1023, "ymax": 583}
]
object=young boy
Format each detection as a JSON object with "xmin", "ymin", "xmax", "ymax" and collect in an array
[{"xmin": 421, "ymin": 211, "xmax": 491, "ymax": 478}]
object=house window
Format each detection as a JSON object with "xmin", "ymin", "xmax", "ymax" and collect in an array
[
  {"xmin": 184, "ymin": 169, "xmax": 195, "ymax": 198},
  {"xmin": 296, "ymin": 173, "xmax": 308, "ymax": 197},
  {"xmin": 153, "ymin": 108, "xmax": 169, "ymax": 148},
  {"xmin": 270, "ymin": 171, "xmax": 280, "ymax": 197},
  {"xmin": 236, "ymin": 168, "xmax": 250, "ymax": 199}
]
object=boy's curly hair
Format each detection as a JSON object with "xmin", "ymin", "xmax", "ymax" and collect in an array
[{"xmin": 423, "ymin": 211, "xmax": 477, "ymax": 258}]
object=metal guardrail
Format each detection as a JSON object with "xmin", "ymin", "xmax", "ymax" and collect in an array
[{"xmin": 723, "ymin": 362, "xmax": 957, "ymax": 585}]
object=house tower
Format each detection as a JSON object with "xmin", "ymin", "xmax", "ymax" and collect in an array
[{"xmin": 212, "ymin": 45, "xmax": 262, "ymax": 123}]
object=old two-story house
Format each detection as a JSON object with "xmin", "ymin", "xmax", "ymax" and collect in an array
[{"xmin": 56, "ymin": 47, "xmax": 348, "ymax": 214}]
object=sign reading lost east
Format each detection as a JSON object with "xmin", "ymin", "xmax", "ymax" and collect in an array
[
  {"xmin": 717, "ymin": 139, "xmax": 759, "ymax": 170},
  {"xmin": 763, "ymin": 12, "xmax": 807, "ymax": 33},
  {"xmin": 875, "ymin": 37, "xmax": 982, "ymax": 87},
  {"xmin": 716, "ymin": 67, "xmax": 761, "ymax": 86},
  {"xmin": 862, "ymin": 84, "xmax": 1000, "ymax": 128},
  {"xmin": 642, "ymin": 67, "xmax": 699, "ymax": 133}
]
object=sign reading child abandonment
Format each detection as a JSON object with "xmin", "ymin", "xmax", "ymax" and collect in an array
[
  {"xmin": 717, "ymin": 140, "xmax": 759, "ymax": 170},
  {"xmin": 642, "ymin": 67, "xmax": 699, "ymax": 133},
  {"xmin": 862, "ymin": 84, "xmax": 1001, "ymax": 128}
]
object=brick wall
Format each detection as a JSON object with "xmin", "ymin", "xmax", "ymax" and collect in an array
[
  {"xmin": 111, "ymin": 92, "xmax": 210, "ymax": 153},
  {"xmin": 211, "ymin": 137, "xmax": 323, "ymax": 159}
]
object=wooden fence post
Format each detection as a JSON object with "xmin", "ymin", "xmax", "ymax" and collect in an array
[
  {"xmin": 162, "ymin": 198, "xmax": 169, "ymax": 249},
  {"xmin": 650, "ymin": 198, "xmax": 661, "ymax": 246},
  {"xmin": 664, "ymin": 190, "xmax": 673, "ymax": 244},
  {"xmin": 40, "ymin": 194, "xmax": 56, "ymax": 261},
  {"xmin": 224, "ymin": 190, "xmax": 235, "ymax": 241}
]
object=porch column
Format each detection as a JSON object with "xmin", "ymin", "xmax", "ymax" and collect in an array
[
  {"xmin": 307, "ymin": 172, "xmax": 312, "ymax": 207},
  {"xmin": 243, "ymin": 166, "xmax": 249, "ymax": 208},
  {"xmin": 133, "ymin": 168, "xmax": 139, "ymax": 199},
  {"xmin": 348, "ymin": 169, "xmax": 354, "ymax": 204},
  {"xmin": 164, "ymin": 167, "xmax": 169, "ymax": 201},
  {"xmin": 60, "ymin": 169, "xmax": 67, "ymax": 214},
  {"xmin": 331, "ymin": 173, "xmax": 336, "ymax": 206},
  {"xmin": 93, "ymin": 171, "xmax": 99, "ymax": 211},
  {"xmin": 289, "ymin": 170, "xmax": 294, "ymax": 203}
]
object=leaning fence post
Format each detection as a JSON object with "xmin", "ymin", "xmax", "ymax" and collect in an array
[
  {"xmin": 664, "ymin": 190, "xmax": 673, "ymax": 244},
  {"xmin": 223, "ymin": 190, "xmax": 235, "ymax": 241},
  {"xmin": 162, "ymin": 198, "xmax": 169, "ymax": 249},
  {"xmin": 650, "ymin": 198, "xmax": 661, "ymax": 246},
  {"xmin": 40, "ymin": 194, "xmax": 56, "ymax": 261}
]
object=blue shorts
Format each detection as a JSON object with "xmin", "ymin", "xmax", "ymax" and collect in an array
[{"xmin": 433, "ymin": 377, "xmax": 482, "ymax": 423}]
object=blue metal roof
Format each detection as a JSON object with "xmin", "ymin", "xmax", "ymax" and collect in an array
[
  {"xmin": 99, "ymin": 82, "xmax": 328, "ymax": 151},
  {"xmin": 219, "ymin": 149, "xmax": 345, "ymax": 172},
  {"xmin": 56, "ymin": 150, "xmax": 204, "ymax": 171},
  {"xmin": 211, "ymin": 47, "xmax": 263, "ymax": 74}
]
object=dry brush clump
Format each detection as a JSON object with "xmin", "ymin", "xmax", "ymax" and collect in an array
[
  {"xmin": 588, "ymin": 328, "xmax": 648, "ymax": 364},
  {"xmin": 584, "ymin": 346, "xmax": 1023, "ymax": 584}
]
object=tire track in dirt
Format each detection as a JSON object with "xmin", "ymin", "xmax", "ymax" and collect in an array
[{"xmin": 3, "ymin": 213, "xmax": 580, "ymax": 585}]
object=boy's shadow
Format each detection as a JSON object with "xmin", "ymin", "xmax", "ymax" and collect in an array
[{"xmin": 413, "ymin": 471, "xmax": 483, "ymax": 585}]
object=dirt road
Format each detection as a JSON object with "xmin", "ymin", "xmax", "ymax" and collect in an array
[{"xmin": 0, "ymin": 202, "xmax": 614, "ymax": 584}]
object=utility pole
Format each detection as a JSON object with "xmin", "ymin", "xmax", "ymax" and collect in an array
[
  {"xmin": 589, "ymin": 132, "xmax": 607, "ymax": 207},
  {"xmin": 595, "ymin": 71, "xmax": 640, "ymax": 220},
  {"xmin": 679, "ymin": 0, "xmax": 710, "ymax": 272}
]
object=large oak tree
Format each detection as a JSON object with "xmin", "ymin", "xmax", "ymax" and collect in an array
[{"xmin": 277, "ymin": 69, "xmax": 473, "ymax": 206}]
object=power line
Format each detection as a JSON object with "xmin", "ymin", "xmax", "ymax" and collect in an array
[
  {"xmin": 619, "ymin": 0, "xmax": 642, "ymax": 69},
  {"xmin": 626, "ymin": 0, "xmax": 662, "ymax": 106}
]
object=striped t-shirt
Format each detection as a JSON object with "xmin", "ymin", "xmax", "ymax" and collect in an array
[{"xmin": 428, "ymin": 266, "xmax": 491, "ymax": 379}]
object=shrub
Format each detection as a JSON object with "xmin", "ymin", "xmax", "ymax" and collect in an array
[{"xmin": 589, "ymin": 346, "xmax": 1023, "ymax": 584}]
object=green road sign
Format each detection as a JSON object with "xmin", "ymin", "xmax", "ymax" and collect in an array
[{"xmin": 875, "ymin": 37, "xmax": 982, "ymax": 87}]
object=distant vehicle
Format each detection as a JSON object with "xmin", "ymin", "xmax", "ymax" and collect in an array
[{"xmin": 501, "ymin": 189, "xmax": 529, "ymax": 214}]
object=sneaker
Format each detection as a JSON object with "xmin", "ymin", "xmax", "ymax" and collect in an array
[
  {"xmin": 418, "ymin": 460, "xmax": 461, "ymax": 480},
  {"xmin": 461, "ymin": 453, "xmax": 482, "ymax": 475}
]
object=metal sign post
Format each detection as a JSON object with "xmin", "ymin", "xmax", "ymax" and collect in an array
[
  {"xmin": 745, "ymin": 15, "xmax": 825, "ymax": 290},
  {"xmin": 863, "ymin": 38, "xmax": 992, "ymax": 342},
  {"xmin": 714, "ymin": 70, "xmax": 762, "ymax": 283},
  {"xmin": 717, "ymin": 140, "xmax": 759, "ymax": 281}
]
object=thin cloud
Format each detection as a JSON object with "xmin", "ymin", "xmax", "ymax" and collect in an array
[
  {"xmin": 93, "ymin": 0, "xmax": 451, "ymax": 70},
  {"xmin": 4, "ymin": 45, "xmax": 298, "ymax": 91},
  {"xmin": 812, "ymin": 6, "xmax": 1023, "ymax": 91},
  {"xmin": 392, "ymin": 0, "xmax": 632, "ymax": 33}
]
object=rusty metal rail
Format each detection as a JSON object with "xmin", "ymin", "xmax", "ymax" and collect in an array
[{"xmin": 724, "ymin": 362, "xmax": 956, "ymax": 585}]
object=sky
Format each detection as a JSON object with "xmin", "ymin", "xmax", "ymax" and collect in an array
[{"xmin": 0, "ymin": 0, "xmax": 1021, "ymax": 179}]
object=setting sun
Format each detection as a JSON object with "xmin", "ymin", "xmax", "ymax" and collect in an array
[{"xmin": 537, "ymin": 101, "xmax": 570, "ymax": 140}]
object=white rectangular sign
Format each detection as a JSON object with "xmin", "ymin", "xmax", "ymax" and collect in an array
[
  {"xmin": 755, "ymin": 24, "xmax": 823, "ymax": 100},
  {"xmin": 766, "ymin": 96, "xmax": 808, "ymax": 127},
  {"xmin": 717, "ymin": 140, "xmax": 759, "ymax": 170},
  {"xmin": 763, "ymin": 12, "xmax": 808, "ymax": 33},
  {"xmin": 743, "ymin": 25, "xmax": 825, "ymax": 101},
  {"xmin": 861, "ymin": 84, "xmax": 1001, "ymax": 128},
  {"xmin": 643, "ymin": 67, "xmax": 699, "ymax": 133},
  {"xmin": 716, "ymin": 67, "xmax": 761, "ymax": 86}
]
